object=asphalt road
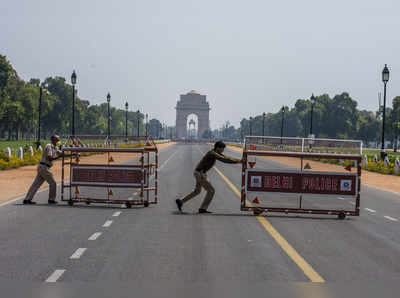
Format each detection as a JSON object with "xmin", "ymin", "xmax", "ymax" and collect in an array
[{"xmin": 1, "ymin": 143, "xmax": 400, "ymax": 292}]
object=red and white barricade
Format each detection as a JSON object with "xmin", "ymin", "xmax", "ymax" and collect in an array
[
  {"xmin": 241, "ymin": 136, "xmax": 362, "ymax": 219},
  {"xmin": 61, "ymin": 136, "xmax": 158, "ymax": 208}
]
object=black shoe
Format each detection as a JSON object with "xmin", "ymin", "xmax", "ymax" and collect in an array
[
  {"xmin": 48, "ymin": 200, "xmax": 58, "ymax": 205},
  {"xmin": 175, "ymin": 199, "xmax": 183, "ymax": 212},
  {"xmin": 198, "ymin": 209, "xmax": 212, "ymax": 214},
  {"xmin": 23, "ymin": 200, "xmax": 36, "ymax": 205}
]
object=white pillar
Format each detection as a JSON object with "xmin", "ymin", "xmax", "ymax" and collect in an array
[
  {"xmin": 5, "ymin": 147, "xmax": 11, "ymax": 158},
  {"xmin": 18, "ymin": 147, "xmax": 24, "ymax": 159}
]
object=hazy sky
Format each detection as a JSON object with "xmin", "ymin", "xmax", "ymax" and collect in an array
[{"xmin": 1, "ymin": 0, "xmax": 399, "ymax": 128}]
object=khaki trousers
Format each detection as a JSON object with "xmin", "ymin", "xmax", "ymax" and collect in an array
[
  {"xmin": 25, "ymin": 164, "xmax": 57, "ymax": 201},
  {"xmin": 181, "ymin": 171, "xmax": 215, "ymax": 210}
]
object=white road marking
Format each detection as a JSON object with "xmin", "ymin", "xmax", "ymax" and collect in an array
[
  {"xmin": 349, "ymin": 202, "xmax": 355, "ymax": 205},
  {"xmin": 88, "ymin": 232, "xmax": 102, "ymax": 240},
  {"xmin": 365, "ymin": 208, "xmax": 376, "ymax": 213},
  {"xmin": 45, "ymin": 269, "xmax": 66, "ymax": 282},
  {"xmin": 158, "ymin": 149, "xmax": 180, "ymax": 171},
  {"xmin": 103, "ymin": 220, "xmax": 113, "ymax": 227},
  {"xmin": 338, "ymin": 197, "xmax": 344, "ymax": 200},
  {"xmin": 384, "ymin": 216, "xmax": 398, "ymax": 222},
  {"xmin": 70, "ymin": 248, "xmax": 87, "ymax": 259},
  {"xmin": 112, "ymin": 211, "xmax": 121, "ymax": 217}
]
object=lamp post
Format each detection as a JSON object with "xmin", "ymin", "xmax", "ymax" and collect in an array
[
  {"xmin": 107, "ymin": 93, "xmax": 111, "ymax": 140},
  {"xmin": 262, "ymin": 112, "xmax": 266, "ymax": 136},
  {"xmin": 163, "ymin": 123, "xmax": 166, "ymax": 139},
  {"xmin": 280, "ymin": 106, "xmax": 285, "ymax": 144},
  {"xmin": 71, "ymin": 70, "xmax": 77, "ymax": 136},
  {"xmin": 249, "ymin": 117, "xmax": 253, "ymax": 136},
  {"xmin": 136, "ymin": 110, "xmax": 140, "ymax": 137},
  {"xmin": 36, "ymin": 87, "xmax": 42, "ymax": 149},
  {"xmin": 145, "ymin": 114, "xmax": 148, "ymax": 136},
  {"xmin": 381, "ymin": 64, "xmax": 390, "ymax": 160},
  {"xmin": 125, "ymin": 102, "xmax": 129, "ymax": 142},
  {"xmin": 309, "ymin": 94, "xmax": 316, "ymax": 137}
]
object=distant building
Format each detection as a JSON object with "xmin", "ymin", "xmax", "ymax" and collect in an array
[{"xmin": 175, "ymin": 90, "xmax": 210, "ymax": 138}]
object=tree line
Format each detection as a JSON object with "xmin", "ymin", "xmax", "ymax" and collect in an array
[
  {"xmin": 215, "ymin": 93, "xmax": 400, "ymax": 147},
  {"xmin": 2, "ymin": 54, "xmax": 400, "ymax": 146},
  {"xmin": 0, "ymin": 55, "xmax": 168, "ymax": 141}
]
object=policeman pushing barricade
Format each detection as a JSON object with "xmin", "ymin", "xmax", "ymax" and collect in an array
[
  {"xmin": 23, "ymin": 135, "xmax": 73, "ymax": 205},
  {"xmin": 175, "ymin": 141, "xmax": 242, "ymax": 214}
]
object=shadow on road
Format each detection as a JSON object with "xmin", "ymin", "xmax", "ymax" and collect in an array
[
  {"xmin": 13, "ymin": 203, "xmax": 145, "ymax": 210},
  {"xmin": 171, "ymin": 210, "xmax": 351, "ymax": 221}
]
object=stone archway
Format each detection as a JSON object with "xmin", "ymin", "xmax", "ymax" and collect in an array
[{"xmin": 175, "ymin": 90, "xmax": 210, "ymax": 139}]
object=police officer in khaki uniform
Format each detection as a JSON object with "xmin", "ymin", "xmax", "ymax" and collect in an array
[
  {"xmin": 176, "ymin": 141, "xmax": 242, "ymax": 213},
  {"xmin": 23, "ymin": 135, "xmax": 64, "ymax": 205}
]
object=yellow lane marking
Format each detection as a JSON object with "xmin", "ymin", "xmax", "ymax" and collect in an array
[{"xmin": 213, "ymin": 166, "xmax": 325, "ymax": 283}]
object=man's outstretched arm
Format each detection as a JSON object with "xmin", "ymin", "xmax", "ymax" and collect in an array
[{"xmin": 211, "ymin": 151, "xmax": 242, "ymax": 164}]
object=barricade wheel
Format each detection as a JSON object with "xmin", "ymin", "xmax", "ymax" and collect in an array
[
  {"xmin": 338, "ymin": 212, "xmax": 346, "ymax": 220},
  {"xmin": 253, "ymin": 208, "xmax": 262, "ymax": 216},
  {"xmin": 126, "ymin": 202, "xmax": 131, "ymax": 209},
  {"xmin": 68, "ymin": 200, "xmax": 74, "ymax": 206},
  {"xmin": 144, "ymin": 201, "xmax": 149, "ymax": 207}
]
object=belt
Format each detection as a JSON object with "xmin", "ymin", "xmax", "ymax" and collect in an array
[{"xmin": 40, "ymin": 162, "xmax": 51, "ymax": 168}]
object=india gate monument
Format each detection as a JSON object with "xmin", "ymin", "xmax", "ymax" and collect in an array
[{"xmin": 175, "ymin": 90, "xmax": 210, "ymax": 139}]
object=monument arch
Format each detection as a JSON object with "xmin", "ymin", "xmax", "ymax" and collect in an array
[{"xmin": 175, "ymin": 90, "xmax": 210, "ymax": 139}]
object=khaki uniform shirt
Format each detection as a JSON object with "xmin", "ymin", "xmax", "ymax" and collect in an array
[
  {"xmin": 195, "ymin": 150, "xmax": 241, "ymax": 173},
  {"xmin": 40, "ymin": 144, "xmax": 61, "ymax": 167}
]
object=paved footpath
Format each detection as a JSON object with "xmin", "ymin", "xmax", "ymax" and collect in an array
[{"xmin": 1, "ymin": 144, "xmax": 400, "ymax": 294}]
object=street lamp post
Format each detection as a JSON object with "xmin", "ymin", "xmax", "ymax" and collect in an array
[
  {"xmin": 107, "ymin": 93, "xmax": 111, "ymax": 140},
  {"xmin": 145, "ymin": 114, "xmax": 148, "ymax": 136},
  {"xmin": 36, "ymin": 87, "xmax": 42, "ymax": 149},
  {"xmin": 381, "ymin": 64, "xmax": 390, "ymax": 160},
  {"xmin": 136, "ymin": 110, "xmax": 140, "ymax": 137},
  {"xmin": 280, "ymin": 106, "xmax": 285, "ymax": 144},
  {"xmin": 262, "ymin": 112, "xmax": 265, "ymax": 136},
  {"xmin": 249, "ymin": 117, "xmax": 253, "ymax": 136},
  {"xmin": 71, "ymin": 70, "xmax": 77, "ymax": 136},
  {"xmin": 125, "ymin": 102, "xmax": 129, "ymax": 142},
  {"xmin": 309, "ymin": 94, "xmax": 316, "ymax": 137}
]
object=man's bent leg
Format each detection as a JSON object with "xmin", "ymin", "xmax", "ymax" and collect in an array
[
  {"xmin": 25, "ymin": 170, "xmax": 45, "ymax": 201},
  {"xmin": 181, "ymin": 172, "xmax": 202, "ymax": 204},
  {"xmin": 199, "ymin": 179, "xmax": 215, "ymax": 210},
  {"xmin": 40, "ymin": 167, "xmax": 57, "ymax": 201}
]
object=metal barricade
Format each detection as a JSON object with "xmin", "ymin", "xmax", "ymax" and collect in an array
[
  {"xmin": 241, "ymin": 136, "xmax": 362, "ymax": 219},
  {"xmin": 61, "ymin": 136, "xmax": 158, "ymax": 208}
]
